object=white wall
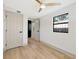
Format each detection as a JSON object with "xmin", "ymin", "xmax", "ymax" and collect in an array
[{"xmin": 40, "ymin": 3, "xmax": 76, "ymax": 55}]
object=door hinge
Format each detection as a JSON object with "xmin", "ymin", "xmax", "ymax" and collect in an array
[
  {"xmin": 5, "ymin": 44, "xmax": 7, "ymax": 47},
  {"xmin": 5, "ymin": 15, "xmax": 7, "ymax": 18},
  {"xmin": 5, "ymin": 29, "xmax": 7, "ymax": 32}
]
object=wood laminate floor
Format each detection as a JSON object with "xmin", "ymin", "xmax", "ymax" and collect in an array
[{"xmin": 4, "ymin": 39, "xmax": 74, "ymax": 59}]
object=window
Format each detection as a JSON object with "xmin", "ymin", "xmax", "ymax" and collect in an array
[{"xmin": 53, "ymin": 13, "xmax": 69, "ymax": 33}]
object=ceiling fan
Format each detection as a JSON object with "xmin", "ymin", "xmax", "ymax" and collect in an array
[{"xmin": 35, "ymin": 0, "xmax": 61, "ymax": 12}]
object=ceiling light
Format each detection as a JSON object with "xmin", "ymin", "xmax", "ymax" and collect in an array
[{"xmin": 41, "ymin": 4, "xmax": 46, "ymax": 8}]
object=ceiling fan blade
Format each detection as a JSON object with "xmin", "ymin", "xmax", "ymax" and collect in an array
[
  {"xmin": 35, "ymin": 0, "xmax": 42, "ymax": 4},
  {"xmin": 44, "ymin": 3, "xmax": 61, "ymax": 6},
  {"xmin": 38, "ymin": 8, "xmax": 42, "ymax": 12}
]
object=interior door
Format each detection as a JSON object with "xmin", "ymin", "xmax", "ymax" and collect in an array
[
  {"xmin": 6, "ymin": 11, "xmax": 23, "ymax": 49},
  {"xmin": 32, "ymin": 19, "xmax": 40, "ymax": 41}
]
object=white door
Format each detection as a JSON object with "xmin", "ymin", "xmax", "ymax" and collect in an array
[
  {"xmin": 32, "ymin": 19, "xmax": 40, "ymax": 41},
  {"xmin": 6, "ymin": 11, "xmax": 23, "ymax": 49}
]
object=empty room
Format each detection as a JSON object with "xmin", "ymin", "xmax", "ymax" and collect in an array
[{"xmin": 3, "ymin": 0, "xmax": 76, "ymax": 59}]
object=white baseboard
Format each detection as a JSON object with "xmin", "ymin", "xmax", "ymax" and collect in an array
[{"xmin": 40, "ymin": 40, "xmax": 76, "ymax": 58}]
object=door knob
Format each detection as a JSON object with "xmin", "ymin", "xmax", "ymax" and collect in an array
[{"xmin": 19, "ymin": 31, "xmax": 23, "ymax": 33}]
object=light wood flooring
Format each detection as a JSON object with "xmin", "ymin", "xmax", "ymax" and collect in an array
[{"xmin": 4, "ymin": 39, "xmax": 74, "ymax": 59}]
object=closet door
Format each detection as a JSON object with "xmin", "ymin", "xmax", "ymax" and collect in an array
[{"xmin": 6, "ymin": 11, "xmax": 23, "ymax": 49}]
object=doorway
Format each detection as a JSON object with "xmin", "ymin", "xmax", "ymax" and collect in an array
[{"xmin": 28, "ymin": 20, "xmax": 32, "ymax": 38}]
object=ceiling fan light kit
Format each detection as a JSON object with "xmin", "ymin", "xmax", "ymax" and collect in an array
[
  {"xmin": 40, "ymin": 4, "xmax": 46, "ymax": 8},
  {"xmin": 35, "ymin": 0, "xmax": 61, "ymax": 12}
]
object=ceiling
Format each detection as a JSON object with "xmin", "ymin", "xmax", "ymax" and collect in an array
[{"xmin": 4, "ymin": 0, "xmax": 75, "ymax": 18}]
